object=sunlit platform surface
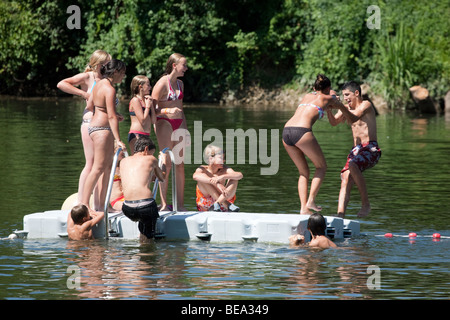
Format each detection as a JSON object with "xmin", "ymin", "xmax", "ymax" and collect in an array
[{"xmin": 13, "ymin": 210, "xmax": 360, "ymax": 244}]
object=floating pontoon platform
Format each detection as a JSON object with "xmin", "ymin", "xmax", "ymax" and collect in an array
[
  {"xmin": 13, "ymin": 209, "xmax": 360, "ymax": 244},
  {"xmin": 11, "ymin": 148, "xmax": 360, "ymax": 243}
]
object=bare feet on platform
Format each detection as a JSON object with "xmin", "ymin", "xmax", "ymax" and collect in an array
[
  {"xmin": 336, "ymin": 212, "xmax": 345, "ymax": 218},
  {"xmin": 307, "ymin": 201, "xmax": 322, "ymax": 212}
]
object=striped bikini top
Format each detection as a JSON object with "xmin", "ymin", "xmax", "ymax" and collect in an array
[
  {"xmin": 298, "ymin": 103, "xmax": 324, "ymax": 119},
  {"xmin": 298, "ymin": 91, "xmax": 324, "ymax": 119}
]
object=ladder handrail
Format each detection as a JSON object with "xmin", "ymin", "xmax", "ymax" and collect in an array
[
  {"xmin": 153, "ymin": 147, "xmax": 177, "ymax": 212},
  {"xmin": 104, "ymin": 147, "xmax": 177, "ymax": 240},
  {"xmin": 104, "ymin": 147, "xmax": 128, "ymax": 240}
]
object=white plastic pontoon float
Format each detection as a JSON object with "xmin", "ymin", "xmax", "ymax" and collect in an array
[{"xmin": 12, "ymin": 148, "xmax": 360, "ymax": 244}]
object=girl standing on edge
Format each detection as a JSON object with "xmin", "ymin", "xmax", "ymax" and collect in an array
[
  {"xmin": 152, "ymin": 53, "xmax": 188, "ymax": 211},
  {"xmin": 128, "ymin": 75, "xmax": 156, "ymax": 155},
  {"xmin": 81, "ymin": 59, "xmax": 127, "ymax": 212},
  {"xmin": 57, "ymin": 50, "xmax": 111, "ymax": 208},
  {"xmin": 282, "ymin": 74, "xmax": 343, "ymax": 214}
]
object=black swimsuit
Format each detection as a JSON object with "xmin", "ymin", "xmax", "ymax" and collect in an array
[{"xmin": 282, "ymin": 127, "xmax": 312, "ymax": 146}]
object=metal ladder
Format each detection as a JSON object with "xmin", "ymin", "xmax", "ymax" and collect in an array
[{"xmin": 103, "ymin": 147, "xmax": 177, "ymax": 239}]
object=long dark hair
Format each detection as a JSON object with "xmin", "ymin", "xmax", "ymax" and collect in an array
[
  {"xmin": 100, "ymin": 59, "xmax": 126, "ymax": 78},
  {"xmin": 313, "ymin": 74, "xmax": 331, "ymax": 92}
]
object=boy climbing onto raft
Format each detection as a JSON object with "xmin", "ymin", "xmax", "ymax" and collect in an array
[
  {"xmin": 119, "ymin": 136, "xmax": 165, "ymax": 242},
  {"xmin": 326, "ymin": 81, "xmax": 381, "ymax": 218},
  {"xmin": 67, "ymin": 204, "xmax": 104, "ymax": 240},
  {"xmin": 193, "ymin": 144, "xmax": 243, "ymax": 212},
  {"xmin": 289, "ymin": 213, "xmax": 337, "ymax": 249}
]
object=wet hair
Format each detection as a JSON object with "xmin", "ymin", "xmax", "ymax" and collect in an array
[
  {"xmin": 130, "ymin": 75, "xmax": 149, "ymax": 95},
  {"xmin": 71, "ymin": 204, "xmax": 89, "ymax": 224},
  {"xmin": 134, "ymin": 136, "xmax": 156, "ymax": 153},
  {"xmin": 100, "ymin": 59, "xmax": 126, "ymax": 78},
  {"xmin": 307, "ymin": 213, "xmax": 327, "ymax": 236},
  {"xmin": 164, "ymin": 53, "xmax": 185, "ymax": 75},
  {"xmin": 341, "ymin": 81, "xmax": 361, "ymax": 95},
  {"xmin": 313, "ymin": 74, "xmax": 331, "ymax": 92},
  {"xmin": 84, "ymin": 50, "xmax": 111, "ymax": 73}
]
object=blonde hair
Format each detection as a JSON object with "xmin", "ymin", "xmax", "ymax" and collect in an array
[
  {"xmin": 130, "ymin": 75, "xmax": 149, "ymax": 95},
  {"xmin": 84, "ymin": 50, "xmax": 111, "ymax": 73},
  {"xmin": 164, "ymin": 53, "xmax": 185, "ymax": 75},
  {"xmin": 204, "ymin": 144, "xmax": 223, "ymax": 163}
]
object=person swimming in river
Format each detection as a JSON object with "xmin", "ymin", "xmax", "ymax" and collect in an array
[
  {"xmin": 67, "ymin": 204, "xmax": 104, "ymax": 240},
  {"xmin": 289, "ymin": 213, "xmax": 337, "ymax": 249}
]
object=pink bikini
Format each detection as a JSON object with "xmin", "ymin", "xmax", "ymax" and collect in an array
[{"xmin": 156, "ymin": 76, "xmax": 184, "ymax": 131}]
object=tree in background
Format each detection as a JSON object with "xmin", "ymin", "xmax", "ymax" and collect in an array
[{"xmin": 1, "ymin": 0, "xmax": 448, "ymax": 110}]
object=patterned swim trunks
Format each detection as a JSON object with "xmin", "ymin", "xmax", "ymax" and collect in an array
[
  {"xmin": 341, "ymin": 141, "xmax": 381, "ymax": 174},
  {"xmin": 196, "ymin": 186, "xmax": 236, "ymax": 211}
]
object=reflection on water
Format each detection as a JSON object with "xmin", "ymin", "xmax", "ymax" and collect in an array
[
  {"xmin": 2, "ymin": 236, "xmax": 448, "ymax": 300},
  {"xmin": 0, "ymin": 98, "xmax": 449, "ymax": 300}
]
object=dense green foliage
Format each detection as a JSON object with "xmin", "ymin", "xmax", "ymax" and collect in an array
[{"xmin": 1, "ymin": 0, "xmax": 449, "ymax": 109}]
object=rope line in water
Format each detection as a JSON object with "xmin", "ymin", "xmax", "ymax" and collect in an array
[{"xmin": 376, "ymin": 233, "xmax": 448, "ymax": 239}]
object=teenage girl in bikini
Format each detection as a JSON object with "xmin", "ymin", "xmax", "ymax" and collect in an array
[
  {"xmin": 152, "ymin": 53, "xmax": 188, "ymax": 211},
  {"xmin": 128, "ymin": 75, "xmax": 156, "ymax": 155},
  {"xmin": 57, "ymin": 50, "xmax": 111, "ymax": 208},
  {"xmin": 81, "ymin": 59, "xmax": 127, "ymax": 212},
  {"xmin": 283, "ymin": 74, "xmax": 345, "ymax": 214}
]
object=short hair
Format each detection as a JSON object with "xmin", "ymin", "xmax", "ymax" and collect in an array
[
  {"xmin": 313, "ymin": 74, "xmax": 331, "ymax": 91},
  {"xmin": 71, "ymin": 204, "xmax": 89, "ymax": 224},
  {"xmin": 134, "ymin": 136, "xmax": 156, "ymax": 153},
  {"xmin": 203, "ymin": 144, "xmax": 223, "ymax": 162},
  {"xmin": 307, "ymin": 213, "xmax": 327, "ymax": 236},
  {"xmin": 341, "ymin": 81, "xmax": 361, "ymax": 94}
]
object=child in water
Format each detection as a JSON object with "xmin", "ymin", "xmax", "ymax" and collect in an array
[
  {"xmin": 289, "ymin": 213, "xmax": 337, "ymax": 249},
  {"xmin": 67, "ymin": 204, "xmax": 104, "ymax": 240}
]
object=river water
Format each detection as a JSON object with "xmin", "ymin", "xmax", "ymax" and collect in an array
[{"xmin": 0, "ymin": 97, "xmax": 449, "ymax": 301}]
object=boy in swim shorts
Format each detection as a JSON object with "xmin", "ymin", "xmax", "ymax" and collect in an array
[
  {"xmin": 326, "ymin": 81, "xmax": 381, "ymax": 218},
  {"xmin": 119, "ymin": 136, "xmax": 165, "ymax": 241}
]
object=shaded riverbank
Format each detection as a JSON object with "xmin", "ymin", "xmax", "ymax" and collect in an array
[{"xmin": 221, "ymin": 84, "xmax": 449, "ymax": 116}]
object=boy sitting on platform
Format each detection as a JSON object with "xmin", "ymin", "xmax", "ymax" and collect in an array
[
  {"xmin": 193, "ymin": 144, "xmax": 243, "ymax": 212},
  {"xmin": 67, "ymin": 204, "xmax": 104, "ymax": 240}
]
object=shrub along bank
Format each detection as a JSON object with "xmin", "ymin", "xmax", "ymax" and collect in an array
[{"xmin": 1, "ymin": 0, "xmax": 448, "ymax": 111}]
